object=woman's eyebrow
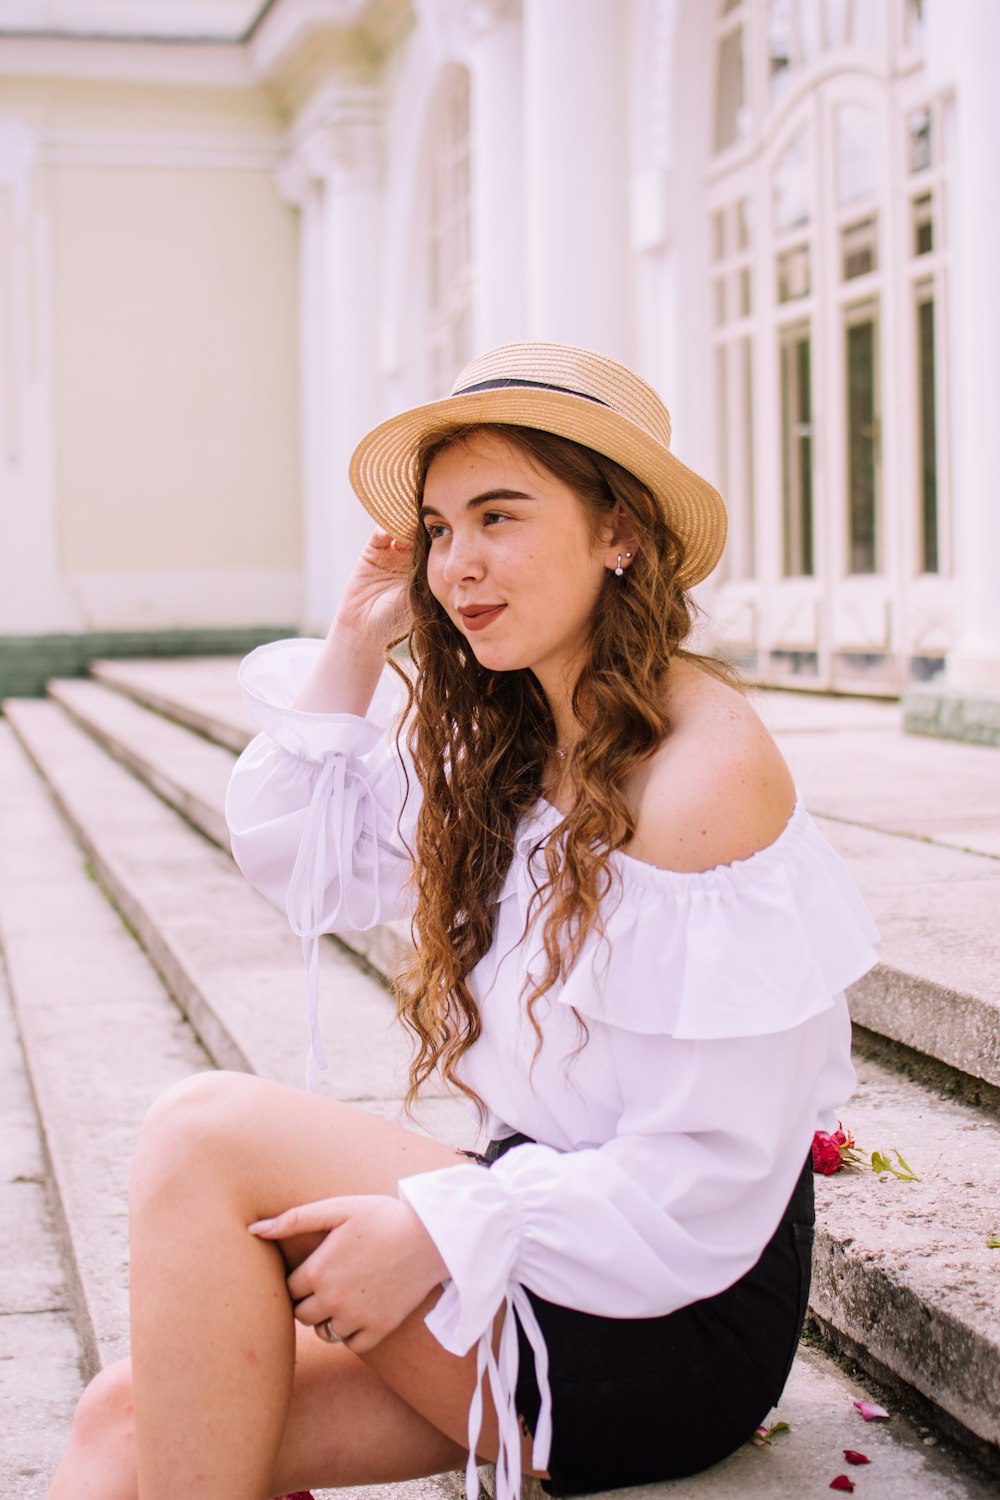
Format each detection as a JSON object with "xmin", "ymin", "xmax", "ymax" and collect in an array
[{"xmin": 419, "ymin": 488, "xmax": 535, "ymax": 519}]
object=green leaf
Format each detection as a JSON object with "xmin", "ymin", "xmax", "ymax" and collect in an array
[
  {"xmin": 892, "ymin": 1150, "xmax": 921, "ymax": 1181},
  {"xmin": 870, "ymin": 1151, "xmax": 890, "ymax": 1174},
  {"xmin": 987, "ymin": 1236, "xmax": 1000, "ymax": 1249},
  {"xmin": 751, "ymin": 1420, "xmax": 791, "ymax": 1446}
]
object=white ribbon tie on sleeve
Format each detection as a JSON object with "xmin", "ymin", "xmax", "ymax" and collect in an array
[
  {"xmin": 463, "ymin": 1288, "xmax": 552, "ymax": 1500},
  {"xmin": 285, "ymin": 756, "xmax": 383, "ymax": 1090}
]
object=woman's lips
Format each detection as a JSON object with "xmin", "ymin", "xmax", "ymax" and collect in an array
[{"xmin": 459, "ymin": 604, "xmax": 506, "ymax": 631}]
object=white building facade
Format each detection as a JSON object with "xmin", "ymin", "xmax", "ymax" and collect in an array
[{"xmin": 2, "ymin": 0, "xmax": 998, "ymax": 707}]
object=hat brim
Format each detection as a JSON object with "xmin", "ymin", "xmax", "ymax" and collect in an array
[{"xmin": 349, "ymin": 387, "xmax": 727, "ymax": 588}]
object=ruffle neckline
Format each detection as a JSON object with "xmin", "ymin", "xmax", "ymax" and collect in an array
[{"xmin": 487, "ymin": 797, "xmax": 879, "ymax": 1039}]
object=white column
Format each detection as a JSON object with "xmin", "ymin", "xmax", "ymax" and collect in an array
[
  {"xmin": 0, "ymin": 118, "xmax": 78, "ymax": 633},
  {"xmin": 467, "ymin": 0, "xmax": 526, "ymax": 350},
  {"xmin": 275, "ymin": 156, "xmax": 326, "ymax": 637},
  {"xmin": 522, "ymin": 0, "xmax": 630, "ymax": 359},
  {"xmin": 944, "ymin": 0, "xmax": 1000, "ymax": 689},
  {"xmin": 286, "ymin": 96, "xmax": 384, "ymax": 633}
]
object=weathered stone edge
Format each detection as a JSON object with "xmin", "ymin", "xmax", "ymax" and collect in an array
[
  {"xmin": 88, "ymin": 662, "xmax": 248, "ymax": 755},
  {"xmin": 811, "ymin": 1228, "xmax": 1000, "ymax": 1447},
  {"xmin": 45, "ymin": 680, "xmax": 231, "ymax": 849},
  {"xmin": 0, "ymin": 627, "xmax": 295, "ymax": 701},
  {"xmin": 847, "ymin": 964, "xmax": 1000, "ymax": 1092},
  {"xmin": 902, "ymin": 686, "xmax": 1000, "ymax": 749}
]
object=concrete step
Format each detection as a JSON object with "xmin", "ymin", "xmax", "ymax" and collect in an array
[
  {"xmin": 48, "ymin": 674, "xmax": 235, "ymax": 848},
  {"xmin": 752, "ymin": 690, "xmax": 1000, "ymax": 861},
  {"xmin": 0, "ymin": 721, "xmax": 214, "ymax": 1377},
  {"xmin": 816, "ymin": 819, "xmax": 1000, "ymax": 1094},
  {"xmin": 90, "ymin": 654, "xmax": 256, "ymax": 753},
  {"xmin": 0, "ymin": 720, "xmax": 459, "ymax": 1500},
  {"xmin": 81, "ymin": 659, "xmax": 1000, "ymax": 1095},
  {"xmin": 4, "ymin": 695, "xmax": 465, "ymax": 1141},
  {"xmin": 0, "ymin": 927, "xmax": 85, "ymax": 1499},
  {"xmin": 1, "ymin": 727, "xmax": 994, "ymax": 1500},
  {"xmin": 811, "ymin": 1053, "xmax": 1000, "ymax": 1455}
]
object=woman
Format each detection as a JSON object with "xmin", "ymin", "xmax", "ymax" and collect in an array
[{"xmin": 47, "ymin": 343, "xmax": 877, "ymax": 1500}]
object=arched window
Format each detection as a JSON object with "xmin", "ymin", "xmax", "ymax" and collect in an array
[
  {"xmin": 425, "ymin": 67, "xmax": 473, "ymax": 396},
  {"xmin": 705, "ymin": 0, "xmax": 949, "ymax": 690}
]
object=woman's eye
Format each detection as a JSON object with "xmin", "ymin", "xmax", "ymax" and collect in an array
[
  {"xmin": 425, "ymin": 523, "xmax": 448, "ymax": 540},
  {"xmin": 482, "ymin": 511, "xmax": 509, "ymax": 527}
]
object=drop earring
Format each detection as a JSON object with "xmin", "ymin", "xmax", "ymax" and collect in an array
[{"xmin": 614, "ymin": 555, "xmax": 624, "ymax": 576}]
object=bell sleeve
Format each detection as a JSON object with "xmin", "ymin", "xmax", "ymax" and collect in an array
[{"xmin": 224, "ymin": 638, "xmax": 417, "ymax": 1083}]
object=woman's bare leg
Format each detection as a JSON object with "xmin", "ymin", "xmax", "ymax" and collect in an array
[
  {"xmin": 46, "ymin": 1071, "xmax": 530, "ymax": 1499},
  {"xmin": 47, "ymin": 1320, "xmax": 469, "ymax": 1500}
]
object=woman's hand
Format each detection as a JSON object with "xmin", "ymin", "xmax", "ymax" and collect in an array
[
  {"xmin": 248, "ymin": 1194, "xmax": 448, "ymax": 1353},
  {"xmin": 335, "ymin": 529, "xmax": 414, "ymax": 655}
]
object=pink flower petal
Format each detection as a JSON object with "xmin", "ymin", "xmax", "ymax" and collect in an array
[
  {"xmin": 830, "ymin": 1479, "xmax": 855, "ymax": 1493},
  {"xmin": 844, "ymin": 1450, "xmax": 871, "ymax": 1464},
  {"xmin": 853, "ymin": 1399, "xmax": 890, "ymax": 1421}
]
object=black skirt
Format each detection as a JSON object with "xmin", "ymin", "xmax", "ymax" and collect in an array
[{"xmin": 476, "ymin": 1134, "xmax": 814, "ymax": 1497}]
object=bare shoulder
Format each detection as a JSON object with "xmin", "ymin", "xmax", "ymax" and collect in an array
[{"xmin": 623, "ymin": 658, "xmax": 796, "ymax": 874}]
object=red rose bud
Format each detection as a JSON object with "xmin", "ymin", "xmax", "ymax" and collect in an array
[
  {"xmin": 844, "ymin": 1450, "xmax": 871, "ymax": 1464},
  {"xmin": 830, "ymin": 1479, "xmax": 855, "ymax": 1493},
  {"xmin": 812, "ymin": 1131, "xmax": 843, "ymax": 1175}
]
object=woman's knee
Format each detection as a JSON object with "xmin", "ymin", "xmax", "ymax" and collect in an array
[
  {"xmin": 71, "ymin": 1359, "xmax": 135, "ymax": 1452},
  {"xmin": 131, "ymin": 1069, "xmax": 266, "ymax": 1201}
]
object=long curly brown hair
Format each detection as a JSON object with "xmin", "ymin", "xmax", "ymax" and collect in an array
[{"xmin": 386, "ymin": 423, "xmax": 715, "ymax": 1116}]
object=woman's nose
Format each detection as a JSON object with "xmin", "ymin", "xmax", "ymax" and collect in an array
[{"xmin": 442, "ymin": 529, "xmax": 485, "ymax": 582}]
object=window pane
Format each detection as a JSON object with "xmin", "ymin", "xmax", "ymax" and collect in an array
[
  {"xmin": 835, "ymin": 104, "xmax": 878, "ymax": 205},
  {"xmin": 913, "ymin": 194, "xmax": 933, "ymax": 255},
  {"xmin": 768, "ymin": 0, "xmax": 795, "ymax": 106},
  {"xmin": 905, "ymin": 0, "xmax": 926, "ymax": 49},
  {"xmin": 715, "ymin": 25, "xmax": 748, "ymax": 151},
  {"xmin": 714, "ymin": 276, "xmax": 728, "ymax": 326},
  {"xmin": 429, "ymin": 234, "xmax": 442, "ymax": 309},
  {"xmin": 773, "ymin": 125, "xmax": 813, "ymax": 230},
  {"xmin": 846, "ymin": 312, "xmax": 879, "ymax": 573},
  {"xmin": 852, "ymin": 0, "xmax": 880, "ymax": 47},
  {"xmin": 741, "ymin": 336, "xmax": 757, "ymax": 576},
  {"xmin": 739, "ymin": 267, "xmax": 753, "ymax": 315},
  {"xmin": 715, "ymin": 343, "xmax": 730, "ymax": 529},
  {"xmin": 918, "ymin": 293, "xmax": 939, "ymax": 573},
  {"xmin": 824, "ymin": 0, "xmax": 850, "ymax": 48},
  {"xmin": 781, "ymin": 327, "xmax": 814, "ymax": 576},
  {"xmin": 800, "ymin": 0, "xmax": 823, "ymax": 61},
  {"xmin": 427, "ymin": 68, "xmax": 473, "ymax": 389},
  {"xmin": 778, "ymin": 244, "xmax": 810, "ymax": 301},
  {"xmin": 713, "ymin": 208, "xmax": 727, "ymax": 260},
  {"xmin": 737, "ymin": 197, "xmax": 751, "ymax": 249},
  {"xmin": 908, "ymin": 108, "xmax": 933, "ymax": 172},
  {"xmin": 842, "ymin": 216, "xmax": 877, "ymax": 279}
]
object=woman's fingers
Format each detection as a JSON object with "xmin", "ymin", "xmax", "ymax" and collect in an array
[
  {"xmin": 247, "ymin": 1196, "xmax": 355, "ymax": 1240},
  {"xmin": 250, "ymin": 1196, "xmax": 444, "ymax": 1353},
  {"xmin": 368, "ymin": 527, "xmax": 413, "ymax": 555}
]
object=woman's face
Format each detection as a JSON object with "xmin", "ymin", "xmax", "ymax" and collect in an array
[{"xmin": 420, "ymin": 429, "xmax": 615, "ymax": 693}]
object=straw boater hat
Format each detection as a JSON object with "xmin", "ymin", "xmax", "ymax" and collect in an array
[{"xmin": 349, "ymin": 341, "xmax": 728, "ymax": 588}]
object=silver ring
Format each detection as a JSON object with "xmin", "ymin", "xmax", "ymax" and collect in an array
[{"xmin": 316, "ymin": 1318, "xmax": 343, "ymax": 1345}]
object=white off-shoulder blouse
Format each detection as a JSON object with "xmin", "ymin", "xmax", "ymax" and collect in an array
[{"xmin": 224, "ymin": 638, "xmax": 879, "ymax": 1500}]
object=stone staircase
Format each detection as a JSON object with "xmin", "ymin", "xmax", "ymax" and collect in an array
[{"xmin": 2, "ymin": 657, "xmax": 999, "ymax": 1499}]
